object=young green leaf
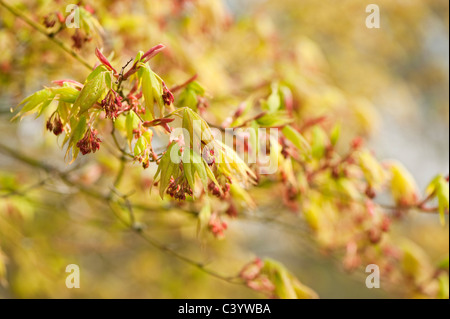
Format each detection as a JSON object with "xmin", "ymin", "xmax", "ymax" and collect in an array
[
  {"xmin": 262, "ymin": 82, "xmax": 281, "ymax": 112},
  {"xmin": 358, "ymin": 150, "xmax": 387, "ymax": 190},
  {"xmin": 13, "ymin": 88, "xmax": 55, "ymax": 120},
  {"xmin": 197, "ymin": 199, "xmax": 211, "ymax": 236},
  {"xmin": 140, "ymin": 65, "xmax": 155, "ymax": 117},
  {"xmin": 156, "ymin": 142, "xmax": 181, "ymax": 199},
  {"xmin": 134, "ymin": 136, "xmax": 146, "ymax": 156},
  {"xmin": 50, "ymin": 86, "xmax": 80, "ymax": 104},
  {"xmin": 438, "ymin": 256, "xmax": 449, "ymax": 270},
  {"xmin": 438, "ymin": 273, "xmax": 449, "ymax": 299},
  {"xmin": 204, "ymin": 161, "xmax": 219, "ymax": 186},
  {"xmin": 191, "ymin": 151, "xmax": 208, "ymax": 192},
  {"xmin": 389, "ymin": 162, "xmax": 419, "ymax": 206},
  {"xmin": 76, "ymin": 66, "xmax": 110, "ymax": 115},
  {"xmin": 140, "ymin": 64, "xmax": 164, "ymax": 117},
  {"xmin": 125, "ymin": 111, "xmax": 140, "ymax": 146},
  {"xmin": 262, "ymin": 258, "xmax": 318, "ymax": 299},
  {"xmin": 183, "ymin": 161, "xmax": 196, "ymax": 192},
  {"xmin": 311, "ymin": 126, "xmax": 328, "ymax": 159},
  {"xmin": 256, "ymin": 111, "xmax": 293, "ymax": 128},
  {"xmin": 65, "ymin": 115, "xmax": 87, "ymax": 162},
  {"xmin": 179, "ymin": 89, "xmax": 198, "ymax": 110},
  {"xmin": 330, "ymin": 123, "xmax": 341, "ymax": 146},
  {"xmin": 436, "ymin": 178, "xmax": 449, "ymax": 226}
]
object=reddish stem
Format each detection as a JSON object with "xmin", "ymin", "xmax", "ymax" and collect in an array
[{"xmin": 170, "ymin": 74, "xmax": 198, "ymax": 93}]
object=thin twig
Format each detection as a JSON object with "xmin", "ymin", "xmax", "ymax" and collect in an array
[{"xmin": 170, "ymin": 74, "xmax": 198, "ymax": 93}]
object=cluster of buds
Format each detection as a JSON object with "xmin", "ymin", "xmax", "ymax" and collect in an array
[
  {"xmin": 71, "ymin": 30, "xmax": 91, "ymax": 49},
  {"xmin": 365, "ymin": 185, "xmax": 376, "ymax": 199},
  {"xmin": 127, "ymin": 92, "xmax": 144, "ymax": 114},
  {"xmin": 281, "ymin": 181, "xmax": 299, "ymax": 212},
  {"xmin": 240, "ymin": 258, "xmax": 264, "ymax": 281},
  {"xmin": 208, "ymin": 213, "xmax": 228, "ymax": 238},
  {"xmin": 162, "ymin": 82, "xmax": 174, "ymax": 106},
  {"xmin": 239, "ymin": 259, "xmax": 275, "ymax": 295},
  {"xmin": 137, "ymin": 149, "xmax": 158, "ymax": 169},
  {"xmin": 225, "ymin": 202, "xmax": 238, "ymax": 217},
  {"xmin": 101, "ymin": 90, "xmax": 123, "ymax": 119},
  {"xmin": 208, "ymin": 181, "xmax": 230, "ymax": 199},
  {"xmin": 166, "ymin": 176, "xmax": 193, "ymax": 201},
  {"xmin": 46, "ymin": 113, "xmax": 64, "ymax": 136},
  {"xmin": 43, "ymin": 12, "xmax": 64, "ymax": 28},
  {"xmin": 76, "ymin": 128, "xmax": 101, "ymax": 155}
]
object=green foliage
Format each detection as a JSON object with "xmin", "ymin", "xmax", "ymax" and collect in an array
[
  {"xmin": 427, "ymin": 175, "xmax": 450, "ymax": 225},
  {"xmin": 282, "ymin": 125, "xmax": 310, "ymax": 153},
  {"xmin": 75, "ymin": 65, "xmax": 111, "ymax": 115},
  {"xmin": 139, "ymin": 64, "xmax": 164, "ymax": 118},
  {"xmin": 262, "ymin": 259, "xmax": 318, "ymax": 299}
]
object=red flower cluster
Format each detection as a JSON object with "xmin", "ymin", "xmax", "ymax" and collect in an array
[
  {"xmin": 162, "ymin": 82, "xmax": 174, "ymax": 106},
  {"xmin": 71, "ymin": 30, "xmax": 91, "ymax": 49},
  {"xmin": 240, "ymin": 258, "xmax": 264, "ymax": 281},
  {"xmin": 43, "ymin": 12, "xmax": 64, "ymax": 28},
  {"xmin": 225, "ymin": 202, "xmax": 238, "ymax": 217},
  {"xmin": 166, "ymin": 176, "xmax": 193, "ymax": 200},
  {"xmin": 95, "ymin": 48, "xmax": 118, "ymax": 76},
  {"xmin": 208, "ymin": 213, "xmax": 228, "ymax": 238},
  {"xmin": 76, "ymin": 128, "xmax": 101, "ymax": 155},
  {"xmin": 208, "ymin": 181, "xmax": 230, "ymax": 199}
]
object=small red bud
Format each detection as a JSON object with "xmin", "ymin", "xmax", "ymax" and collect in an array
[
  {"xmin": 351, "ymin": 137, "xmax": 364, "ymax": 150},
  {"xmin": 365, "ymin": 186, "xmax": 376, "ymax": 199}
]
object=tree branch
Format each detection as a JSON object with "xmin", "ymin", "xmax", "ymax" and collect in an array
[{"xmin": 0, "ymin": 142, "xmax": 243, "ymax": 287}]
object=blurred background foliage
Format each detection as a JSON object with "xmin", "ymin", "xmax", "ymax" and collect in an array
[{"xmin": 0, "ymin": 0, "xmax": 448, "ymax": 298}]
